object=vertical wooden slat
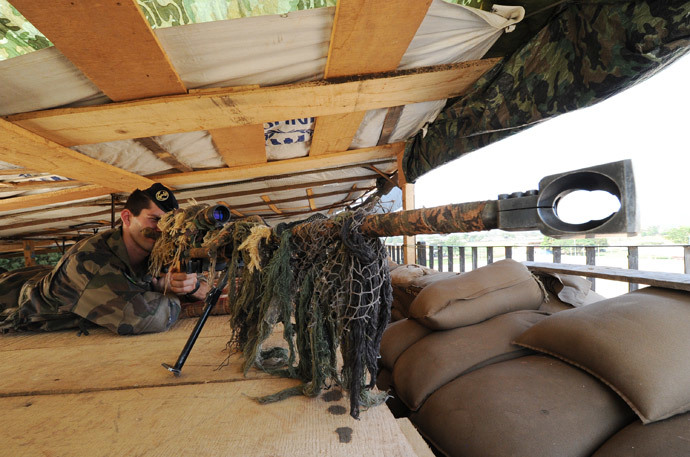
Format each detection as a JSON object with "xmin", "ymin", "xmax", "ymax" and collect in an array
[
  {"xmin": 472, "ymin": 247, "xmax": 478, "ymax": 271},
  {"xmin": 586, "ymin": 246, "xmax": 596, "ymax": 291},
  {"xmin": 428, "ymin": 245, "xmax": 435, "ymax": 270},
  {"xmin": 400, "ymin": 154, "xmax": 416, "ymax": 265},
  {"xmin": 526, "ymin": 246, "xmax": 535, "ymax": 262},
  {"xmin": 437, "ymin": 246, "xmax": 444, "ymax": 272},
  {"xmin": 459, "ymin": 247, "xmax": 465, "ymax": 272},
  {"xmin": 23, "ymin": 240, "xmax": 35, "ymax": 267},
  {"xmin": 505, "ymin": 246, "xmax": 512, "ymax": 259},
  {"xmin": 553, "ymin": 246, "xmax": 561, "ymax": 264},
  {"xmin": 684, "ymin": 246, "xmax": 690, "ymax": 274},
  {"xmin": 447, "ymin": 246, "xmax": 454, "ymax": 272},
  {"xmin": 487, "ymin": 246, "xmax": 493, "ymax": 264},
  {"xmin": 628, "ymin": 246, "xmax": 639, "ymax": 292}
]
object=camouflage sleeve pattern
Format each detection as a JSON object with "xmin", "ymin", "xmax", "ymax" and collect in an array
[
  {"xmin": 402, "ymin": 1, "xmax": 690, "ymax": 182},
  {"xmin": 72, "ymin": 268, "xmax": 181, "ymax": 335}
]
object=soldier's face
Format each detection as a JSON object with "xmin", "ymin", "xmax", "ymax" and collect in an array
[{"xmin": 126, "ymin": 203, "xmax": 165, "ymax": 253}]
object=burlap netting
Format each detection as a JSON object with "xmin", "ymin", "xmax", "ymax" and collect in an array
[
  {"xmin": 412, "ymin": 355, "xmax": 636, "ymax": 457},
  {"xmin": 408, "ymin": 259, "xmax": 545, "ymax": 329},
  {"xmin": 592, "ymin": 412, "xmax": 690, "ymax": 457},
  {"xmin": 392, "ymin": 310, "xmax": 549, "ymax": 411},
  {"xmin": 515, "ymin": 287, "xmax": 690, "ymax": 424}
]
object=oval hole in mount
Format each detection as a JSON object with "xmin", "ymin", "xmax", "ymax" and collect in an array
[{"xmin": 555, "ymin": 190, "xmax": 621, "ymax": 224}]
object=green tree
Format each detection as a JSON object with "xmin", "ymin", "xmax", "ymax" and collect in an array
[{"xmin": 663, "ymin": 226, "xmax": 690, "ymax": 244}]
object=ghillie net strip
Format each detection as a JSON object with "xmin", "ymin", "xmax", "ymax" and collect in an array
[{"xmin": 150, "ymin": 204, "xmax": 392, "ymax": 419}]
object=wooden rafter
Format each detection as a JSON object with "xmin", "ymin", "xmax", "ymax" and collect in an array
[
  {"xmin": 0, "ymin": 180, "xmax": 83, "ymax": 192},
  {"xmin": 10, "ymin": 0, "xmax": 186, "ymax": 102},
  {"xmin": 153, "ymin": 143, "xmax": 403, "ymax": 187},
  {"xmin": 377, "ymin": 106, "xmax": 405, "ymax": 145},
  {"xmin": 0, "ymin": 185, "xmax": 112, "ymax": 213},
  {"xmin": 0, "ymin": 118, "xmax": 154, "ymax": 194},
  {"xmin": 306, "ymin": 189, "xmax": 317, "ymax": 211},
  {"xmin": 7, "ymin": 60, "xmax": 499, "ymax": 147},
  {"xmin": 134, "ymin": 138, "xmax": 193, "ymax": 173},
  {"xmin": 310, "ymin": 0, "xmax": 433, "ymax": 156},
  {"xmin": 261, "ymin": 196, "xmax": 282, "ymax": 215}
]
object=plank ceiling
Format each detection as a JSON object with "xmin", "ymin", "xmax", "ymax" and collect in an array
[{"xmin": 0, "ymin": 0, "xmax": 500, "ymax": 254}]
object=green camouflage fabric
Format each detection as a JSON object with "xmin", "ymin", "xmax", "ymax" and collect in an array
[
  {"xmin": 0, "ymin": 228, "xmax": 181, "ymax": 335},
  {"xmin": 402, "ymin": 0, "xmax": 690, "ymax": 183}
]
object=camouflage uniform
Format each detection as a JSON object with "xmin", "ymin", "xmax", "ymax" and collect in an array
[{"xmin": 0, "ymin": 227, "xmax": 181, "ymax": 335}]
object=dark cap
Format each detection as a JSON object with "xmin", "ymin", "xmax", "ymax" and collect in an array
[{"xmin": 143, "ymin": 183, "xmax": 178, "ymax": 212}]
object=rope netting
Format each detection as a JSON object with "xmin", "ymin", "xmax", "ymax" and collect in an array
[{"xmin": 149, "ymin": 204, "xmax": 392, "ymax": 418}]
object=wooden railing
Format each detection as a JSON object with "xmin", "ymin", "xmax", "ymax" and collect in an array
[{"xmin": 386, "ymin": 242, "xmax": 690, "ymax": 293}]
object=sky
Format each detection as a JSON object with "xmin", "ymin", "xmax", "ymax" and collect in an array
[{"xmin": 415, "ymin": 52, "xmax": 690, "ymax": 230}]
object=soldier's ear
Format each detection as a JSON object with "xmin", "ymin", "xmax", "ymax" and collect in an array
[{"xmin": 121, "ymin": 209, "xmax": 133, "ymax": 227}]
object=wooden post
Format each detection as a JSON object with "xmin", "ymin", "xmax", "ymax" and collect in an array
[
  {"xmin": 399, "ymin": 153, "xmax": 416, "ymax": 265},
  {"xmin": 586, "ymin": 246, "xmax": 596, "ymax": 291},
  {"xmin": 472, "ymin": 247, "xmax": 478, "ymax": 270},
  {"xmin": 429, "ymin": 245, "xmax": 435, "ymax": 270},
  {"xmin": 628, "ymin": 246, "xmax": 639, "ymax": 292},
  {"xmin": 23, "ymin": 240, "xmax": 36, "ymax": 267},
  {"xmin": 437, "ymin": 246, "xmax": 444, "ymax": 272},
  {"xmin": 459, "ymin": 247, "xmax": 465, "ymax": 272},
  {"xmin": 526, "ymin": 246, "xmax": 535, "ymax": 262},
  {"xmin": 505, "ymin": 246, "xmax": 512, "ymax": 259},
  {"xmin": 447, "ymin": 246, "xmax": 454, "ymax": 272},
  {"xmin": 685, "ymin": 246, "xmax": 690, "ymax": 275},
  {"xmin": 419, "ymin": 241, "xmax": 427, "ymax": 266},
  {"xmin": 553, "ymin": 246, "xmax": 561, "ymax": 264},
  {"xmin": 487, "ymin": 246, "xmax": 493, "ymax": 264}
]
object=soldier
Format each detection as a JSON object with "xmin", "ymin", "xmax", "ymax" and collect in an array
[{"xmin": 0, "ymin": 184, "xmax": 209, "ymax": 335}]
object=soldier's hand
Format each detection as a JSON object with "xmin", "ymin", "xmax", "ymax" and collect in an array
[{"xmin": 153, "ymin": 272, "xmax": 208, "ymax": 300}]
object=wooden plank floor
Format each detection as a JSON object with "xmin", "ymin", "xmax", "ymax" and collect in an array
[{"xmin": 0, "ymin": 316, "xmax": 420, "ymax": 456}]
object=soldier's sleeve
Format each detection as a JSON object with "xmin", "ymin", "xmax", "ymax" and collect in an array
[{"xmin": 71, "ymin": 267, "xmax": 181, "ymax": 335}]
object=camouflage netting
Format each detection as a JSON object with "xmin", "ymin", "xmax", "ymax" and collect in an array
[
  {"xmin": 150, "ymin": 204, "xmax": 391, "ymax": 419},
  {"xmin": 402, "ymin": 0, "xmax": 690, "ymax": 183}
]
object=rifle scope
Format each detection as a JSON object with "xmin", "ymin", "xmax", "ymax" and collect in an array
[{"xmin": 197, "ymin": 204, "xmax": 231, "ymax": 226}]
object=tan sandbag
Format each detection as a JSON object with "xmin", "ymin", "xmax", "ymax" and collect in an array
[
  {"xmin": 390, "ymin": 263, "xmax": 438, "ymax": 287},
  {"xmin": 409, "ymin": 259, "xmax": 545, "ymax": 330},
  {"xmin": 538, "ymin": 290, "xmax": 575, "ymax": 314},
  {"xmin": 536, "ymin": 272, "xmax": 606, "ymax": 307},
  {"xmin": 515, "ymin": 287, "xmax": 690, "ymax": 424},
  {"xmin": 392, "ymin": 310, "xmax": 548, "ymax": 411},
  {"xmin": 592, "ymin": 412, "xmax": 690, "ymax": 457},
  {"xmin": 412, "ymin": 355, "xmax": 635, "ymax": 457},
  {"xmin": 379, "ymin": 319, "xmax": 432, "ymax": 370}
]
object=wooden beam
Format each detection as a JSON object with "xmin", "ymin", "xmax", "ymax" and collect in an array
[
  {"xmin": 399, "ymin": 151, "xmax": 416, "ymax": 264},
  {"xmin": 0, "ymin": 118, "xmax": 156, "ymax": 192},
  {"xmin": 10, "ymin": 0, "xmax": 186, "ymax": 102},
  {"xmin": 325, "ymin": 0, "xmax": 433, "ymax": 77},
  {"xmin": 261, "ymin": 196, "xmax": 282, "ymax": 215},
  {"xmin": 0, "ymin": 180, "xmax": 83, "ymax": 191},
  {"xmin": 524, "ymin": 262, "xmax": 690, "ymax": 292},
  {"xmin": 377, "ymin": 106, "xmax": 405, "ymax": 145},
  {"xmin": 154, "ymin": 143, "xmax": 403, "ymax": 187},
  {"xmin": 211, "ymin": 124, "xmax": 267, "ymax": 167},
  {"xmin": 135, "ymin": 138, "xmax": 192, "ymax": 172},
  {"xmin": 7, "ymin": 60, "xmax": 500, "ymax": 146},
  {"xmin": 22, "ymin": 240, "xmax": 35, "ymax": 267},
  {"xmin": 309, "ymin": 0, "xmax": 432, "ymax": 156},
  {"xmin": 306, "ymin": 189, "xmax": 317, "ymax": 211},
  {"xmin": 0, "ymin": 185, "xmax": 112, "ymax": 213},
  {"xmin": 309, "ymin": 112, "xmax": 366, "ymax": 156}
]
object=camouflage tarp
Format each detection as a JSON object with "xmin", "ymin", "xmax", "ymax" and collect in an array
[{"xmin": 402, "ymin": 0, "xmax": 690, "ymax": 183}]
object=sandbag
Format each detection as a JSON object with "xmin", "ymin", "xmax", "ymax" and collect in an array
[
  {"xmin": 409, "ymin": 259, "xmax": 544, "ymax": 329},
  {"xmin": 413, "ymin": 355, "xmax": 635, "ymax": 457}
]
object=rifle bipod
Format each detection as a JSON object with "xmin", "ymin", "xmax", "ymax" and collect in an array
[{"xmin": 162, "ymin": 269, "xmax": 230, "ymax": 376}]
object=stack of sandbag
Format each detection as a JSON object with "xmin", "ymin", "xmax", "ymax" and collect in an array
[
  {"xmin": 388, "ymin": 261, "xmax": 460, "ymax": 321},
  {"xmin": 380, "ymin": 261, "xmax": 690, "ymax": 456},
  {"xmin": 378, "ymin": 259, "xmax": 548, "ymax": 415}
]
